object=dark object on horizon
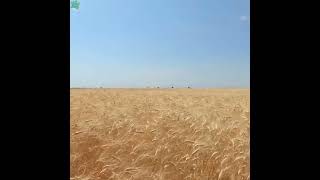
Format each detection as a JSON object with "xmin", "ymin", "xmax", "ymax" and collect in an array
[
  {"xmin": 171, "ymin": 86, "xmax": 174, "ymax": 88},
  {"xmin": 188, "ymin": 86, "xmax": 191, "ymax": 89},
  {"xmin": 157, "ymin": 86, "xmax": 160, "ymax": 88}
]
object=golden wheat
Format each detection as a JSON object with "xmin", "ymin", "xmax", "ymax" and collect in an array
[{"xmin": 71, "ymin": 88, "xmax": 250, "ymax": 180}]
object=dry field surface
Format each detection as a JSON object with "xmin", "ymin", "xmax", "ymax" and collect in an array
[{"xmin": 71, "ymin": 89, "xmax": 250, "ymax": 180}]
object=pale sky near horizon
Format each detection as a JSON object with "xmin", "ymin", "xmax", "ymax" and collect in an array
[{"xmin": 71, "ymin": 0, "xmax": 250, "ymax": 88}]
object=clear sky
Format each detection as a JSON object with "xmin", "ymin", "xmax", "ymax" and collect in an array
[{"xmin": 71, "ymin": 0, "xmax": 250, "ymax": 88}]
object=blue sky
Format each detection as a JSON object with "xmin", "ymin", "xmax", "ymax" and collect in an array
[{"xmin": 71, "ymin": 0, "xmax": 250, "ymax": 88}]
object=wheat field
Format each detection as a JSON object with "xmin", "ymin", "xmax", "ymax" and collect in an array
[{"xmin": 71, "ymin": 88, "xmax": 250, "ymax": 180}]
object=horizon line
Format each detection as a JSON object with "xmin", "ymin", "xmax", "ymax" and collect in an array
[{"xmin": 70, "ymin": 87, "xmax": 250, "ymax": 89}]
